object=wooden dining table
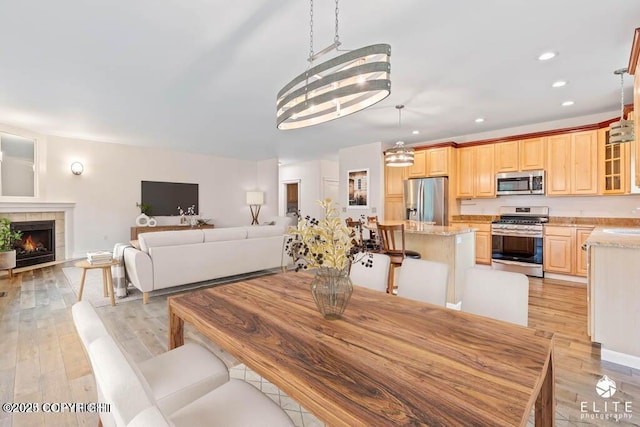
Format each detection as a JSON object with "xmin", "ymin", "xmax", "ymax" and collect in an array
[{"xmin": 168, "ymin": 272, "xmax": 555, "ymax": 426}]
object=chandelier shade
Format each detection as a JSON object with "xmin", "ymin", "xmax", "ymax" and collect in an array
[
  {"xmin": 277, "ymin": 44, "xmax": 391, "ymax": 130},
  {"xmin": 385, "ymin": 141, "xmax": 415, "ymax": 167},
  {"xmin": 609, "ymin": 68, "xmax": 635, "ymax": 144}
]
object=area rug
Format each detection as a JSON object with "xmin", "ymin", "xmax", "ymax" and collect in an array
[{"xmin": 62, "ymin": 267, "xmax": 281, "ymax": 307}]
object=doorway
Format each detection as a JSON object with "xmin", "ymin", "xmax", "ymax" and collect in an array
[{"xmin": 284, "ymin": 182, "xmax": 299, "ymax": 219}]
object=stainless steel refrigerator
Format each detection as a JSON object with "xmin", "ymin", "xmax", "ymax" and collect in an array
[{"xmin": 403, "ymin": 177, "xmax": 448, "ymax": 225}]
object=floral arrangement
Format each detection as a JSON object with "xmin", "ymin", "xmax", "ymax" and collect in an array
[{"xmin": 285, "ymin": 199, "xmax": 371, "ymax": 272}]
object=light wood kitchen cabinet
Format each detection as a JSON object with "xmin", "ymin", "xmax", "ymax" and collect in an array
[
  {"xmin": 546, "ymin": 131, "xmax": 598, "ymax": 196},
  {"xmin": 456, "ymin": 145, "xmax": 495, "ymax": 198},
  {"xmin": 384, "ymin": 165, "xmax": 407, "ymax": 198},
  {"xmin": 494, "ymin": 141, "xmax": 519, "ymax": 172},
  {"xmin": 543, "ymin": 225, "xmax": 593, "ymax": 277},
  {"xmin": 495, "ymin": 138, "xmax": 546, "ymax": 173},
  {"xmin": 384, "ymin": 197, "xmax": 405, "ymax": 221},
  {"xmin": 407, "ymin": 150, "xmax": 426, "ymax": 177},
  {"xmin": 425, "ymin": 146, "xmax": 450, "ymax": 176},
  {"xmin": 598, "ymin": 127, "xmax": 631, "ymax": 194},
  {"xmin": 632, "ymin": 29, "xmax": 640, "ymax": 187}
]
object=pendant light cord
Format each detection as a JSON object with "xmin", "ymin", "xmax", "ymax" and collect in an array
[{"xmin": 309, "ymin": 0, "xmax": 314, "ymax": 59}]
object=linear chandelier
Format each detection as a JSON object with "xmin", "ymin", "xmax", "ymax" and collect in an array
[
  {"xmin": 385, "ymin": 105, "xmax": 414, "ymax": 167},
  {"xmin": 276, "ymin": 0, "xmax": 391, "ymax": 130},
  {"xmin": 609, "ymin": 68, "xmax": 634, "ymax": 144}
]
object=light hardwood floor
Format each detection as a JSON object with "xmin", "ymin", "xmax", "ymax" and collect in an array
[{"xmin": 0, "ymin": 263, "xmax": 639, "ymax": 426}]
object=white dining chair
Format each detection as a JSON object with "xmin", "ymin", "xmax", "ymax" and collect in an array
[
  {"xmin": 396, "ymin": 258, "xmax": 449, "ymax": 306},
  {"xmin": 460, "ymin": 267, "xmax": 529, "ymax": 326},
  {"xmin": 349, "ymin": 253, "xmax": 391, "ymax": 292}
]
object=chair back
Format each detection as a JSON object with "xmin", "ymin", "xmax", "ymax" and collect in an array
[
  {"xmin": 396, "ymin": 259, "xmax": 448, "ymax": 306},
  {"xmin": 461, "ymin": 267, "xmax": 529, "ymax": 326},
  {"xmin": 377, "ymin": 223, "xmax": 406, "ymax": 260},
  {"xmin": 345, "ymin": 217, "xmax": 363, "ymax": 246},
  {"xmin": 349, "ymin": 253, "xmax": 391, "ymax": 292}
]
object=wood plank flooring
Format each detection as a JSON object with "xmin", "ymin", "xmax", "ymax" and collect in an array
[{"xmin": 0, "ymin": 263, "xmax": 638, "ymax": 426}]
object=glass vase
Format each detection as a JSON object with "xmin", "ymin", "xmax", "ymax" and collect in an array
[{"xmin": 310, "ymin": 267, "xmax": 353, "ymax": 320}]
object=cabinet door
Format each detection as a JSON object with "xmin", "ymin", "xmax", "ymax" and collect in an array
[
  {"xmin": 572, "ymin": 131, "xmax": 598, "ymax": 195},
  {"xmin": 407, "ymin": 150, "xmax": 426, "ymax": 178},
  {"xmin": 635, "ymin": 60, "xmax": 640, "ymax": 187},
  {"xmin": 546, "ymin": 134, "xmax": 572, "ymax": 195},
  {"xmin": 426, "ymin": 147, "xmax": 449, "ymax": 176},
  {"xmin": 543, "ymin": 235, "xmax": 573, "ymax": 274},
  {"xmin": 575, "ymin": 228, "xmax": 593, "ymax": 277},
  {"xmin": 384, "ymin": 197, "xmax": 405, "ymax": 221},
  {"xmin": 468, "ymin": 222, "xmax": 492, "ymax": 265},
  {"xmin": 474, "ymin": 145, "xmax": 495, "ymax": 197},
  {"xmin": 494, "ymin": 141, "xmax": 519, "ymax": 172},
  {"xmin": 519, "ymin": 137, "xmax": 546, "ymax": 170},
  {"xmin": 456, "ymin": 147, "xmax": 474, "ymax": 198},
  {"xmin": 385, "ymin": 166, "xmax": 406, "ymax": 197}
]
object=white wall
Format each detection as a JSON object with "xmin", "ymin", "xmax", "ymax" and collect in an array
[
  {"xmin": 279, "ymin": 159, "xmax": 339, "ymax": 221},
  {"xmin": 0, "ymin": 124, "xmax": 278, "ymax": 257},
  {"xmin": 338, "ymin": 142, "xmax": 384, "ymax": 220}
]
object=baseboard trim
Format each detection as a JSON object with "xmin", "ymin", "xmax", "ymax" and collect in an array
[{"xmin": 601, "ymin": 348, "xmax": 640, "ymax": 370}]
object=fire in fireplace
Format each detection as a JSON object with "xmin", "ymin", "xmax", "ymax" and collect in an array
[{"xmin": 11, "ymin": 220, "xmax": 56, "ymax": 267}]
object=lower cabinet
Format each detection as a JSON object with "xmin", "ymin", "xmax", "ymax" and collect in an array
[
  {"xmin": 384, "ymin": 197, "xmax": 405, "ymax": 221},
  {"xmin": 543, "ymin": 225, "xmax": 594, "ymax": 277}
]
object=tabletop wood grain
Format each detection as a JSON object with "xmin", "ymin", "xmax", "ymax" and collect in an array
[{"xmin": 168, "ymin": 272, "xmax": 554, "ymax": 426}]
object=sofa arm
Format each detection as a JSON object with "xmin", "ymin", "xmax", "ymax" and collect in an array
[{"xmin": 124, "ymin": 247, "xmax": 153, "ymax": 293}]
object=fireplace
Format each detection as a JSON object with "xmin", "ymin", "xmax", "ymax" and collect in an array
[{"xmin": 11, "ymin": 220, "xmax": 56, "ymax": 267}]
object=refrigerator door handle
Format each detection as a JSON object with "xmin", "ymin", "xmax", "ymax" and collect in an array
[{"xmin": 417, "ymin": 179, "xmax": 424, "ymax": 222}]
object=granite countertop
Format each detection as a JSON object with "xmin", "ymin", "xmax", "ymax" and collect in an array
[
  {"xmin": 585, "ymin": 228, "xmax": 640, "ymax": 249},
  {"xmin": 547, "ymin": 217, "xmax": 640, "ymax": 227},
  {"xmin": 450, "ymin": 215, "xmax": 497, "ymax": 223},
  {"xmin": 376, "ymin": 221, "xmax": 475, "ymax": 236}
]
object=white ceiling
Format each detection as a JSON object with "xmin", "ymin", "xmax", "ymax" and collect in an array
[{"xmin": 1, "ymin": 1, "xmax": 639, "ymax": 164}]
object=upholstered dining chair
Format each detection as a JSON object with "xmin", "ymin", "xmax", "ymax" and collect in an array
[
  {"xmin": 396, "ymin": 258, "xmax": 449, "ymax": 306},
  {"xmin": 376, "ymin": 223, "xmax": 421, "ymax": 294},
  {"xmin": 460, "ymin": 267, "xmax": 529, "ymax": 326},
  {"xmin": 349, "ymin": 253, "xmax": 391, "ymax": 292}
]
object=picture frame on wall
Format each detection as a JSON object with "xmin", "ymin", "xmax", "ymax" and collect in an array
[{"xmin": 347, "ymin": 169, "xmax": 369, "ymax": 209}]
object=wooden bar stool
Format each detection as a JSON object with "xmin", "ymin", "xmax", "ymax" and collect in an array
[
  {"xmin": 75, "ymin": 259, "xmax": 119, "ymax": 306},
  {"xmin": 376, "ymin": 223, "xmax": 421, "ymax": 294}
]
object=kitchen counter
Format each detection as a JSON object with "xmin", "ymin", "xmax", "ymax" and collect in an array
[
  {"xmin": 376, "ymin": 221, "xmax": 475, "ymax": 304},
  {"xmin": 585, "ymin": 227, "xmax": 640, "ymax": 249},
  {"xmin": 376, "ymin": 221, "xmax": 475, "ymax": 236}
]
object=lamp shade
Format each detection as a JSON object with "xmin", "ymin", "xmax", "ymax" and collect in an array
[{"xmin": 246, "ymin": 191, "xmax": 264, "ymax": 205}]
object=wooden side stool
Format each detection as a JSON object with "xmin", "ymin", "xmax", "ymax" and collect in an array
[{"xmin": 75, "ymin": 259, "xmax": 119, "ymax": 306}]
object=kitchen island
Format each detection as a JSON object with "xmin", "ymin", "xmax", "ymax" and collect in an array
[
  {"xmin": 376, "ymin": 221, "xmax": 476, "ymax": 305},
  {"xmin": 586, "ymin": 227, "xmax": 640, "ymax": 368}
]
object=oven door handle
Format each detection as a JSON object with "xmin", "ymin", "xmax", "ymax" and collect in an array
[{"xmin": 491, "ymin": 259, "xmax": 535, "ymax": 266}]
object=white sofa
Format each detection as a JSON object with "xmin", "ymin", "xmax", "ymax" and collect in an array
[{"xmin": 124, "ymin": 217, "xmax": 295, "ymax": 303}]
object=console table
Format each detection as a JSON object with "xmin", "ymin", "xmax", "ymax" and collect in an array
[{"xmin": 130, "ymin": 224, "xmax": 214, "ymax": 240}]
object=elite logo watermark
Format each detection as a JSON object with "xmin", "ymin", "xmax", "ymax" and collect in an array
[{"xmin": 580, "ymin": 375, "xmax": 633, "ymax": 421}]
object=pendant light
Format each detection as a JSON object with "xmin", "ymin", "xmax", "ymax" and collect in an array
[
  {"xmin": 385, "ymin": 105, "xmax": 414, "ymax": 167},
  {"xmin": 276, "ymin": 0, "xmax": 391, "ymax": 130},
  {"xmin": 609, "ymin": 68, "xmax": 635, "ymax": 144}
]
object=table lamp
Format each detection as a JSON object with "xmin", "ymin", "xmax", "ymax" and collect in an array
[{"xmin": 246, "ymin": 191, "xmax": 264, "ymax": 225}]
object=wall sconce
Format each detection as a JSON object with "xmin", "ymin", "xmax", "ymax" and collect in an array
[
  {"xmin": 70, "ymin": 161, "xmax": 84, "ymax": 175},
  {"xmin": 246, "ymin": 191, "xmax": 264, "ymax": 225}
]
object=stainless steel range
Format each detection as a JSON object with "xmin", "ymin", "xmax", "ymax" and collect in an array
[{"xmin": 491, "ymin": 206, "xmax": 549, "ymax": 277}]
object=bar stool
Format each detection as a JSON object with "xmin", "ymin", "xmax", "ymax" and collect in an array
[{"xmin": 377, "ymin": 223, "xmax": 421, "ymax": 294}]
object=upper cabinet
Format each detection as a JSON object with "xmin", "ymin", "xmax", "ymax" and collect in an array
[
  {"xmin": 630, "ymin": 28, "xmax": 640, "ymax": 187},
  {"xmin": 598, "ymin": 127, "xmax": 631, "ymax": 194},
  {"xmin": 406, "ymin": 146, "xmax": 452, "ymax": 178},
  {"xmin": 495, "ymin": 138, "xmax": 546, "ymax": 173},
  {"xmin": 407, "ymin": 150, "xmax": 426, "ymax": 177},
  {"xmin": 546, "ymin": 130, "xmax": 598, "ymax": 196},
  {"xmin": 384, "ymin": 165, "xmax": 407, "ymax": 198},
  {"xmin": 456, "ymin": 145, "xmax": 495, "ymax": 198}
]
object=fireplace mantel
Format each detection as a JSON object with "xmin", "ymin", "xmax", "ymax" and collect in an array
[{"xmin": 0, "ymin": 202, "xmax": 75, "ymax": 262}]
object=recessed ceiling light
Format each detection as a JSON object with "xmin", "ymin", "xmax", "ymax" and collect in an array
[
  {"xmin": 562, "ymin": 101, "xmax": 574, "ymax": 106},
  {"xmin": 412, "ymin": 130, "xmax": 420, "ymax": 135},
  {"xmin": 538, "ymin": 51, "xmax": 557, "ymax": 61},
  {"xmin": 475, "ymin": 118, "xmax": 485, "ymax": 123},
  {"xmin": 552, "ymin": 80, "xmax": 567, "ymax": 88}
]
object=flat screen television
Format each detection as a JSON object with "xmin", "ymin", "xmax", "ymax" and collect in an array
[{"xmin": 141, "ymin": 181, "xmax": 199, "ymax": 216}]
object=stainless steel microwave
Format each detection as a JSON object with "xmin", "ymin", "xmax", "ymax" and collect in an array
[{"xmin": 496, "ymin": 171, "xmax": 544, "ymax": 195}]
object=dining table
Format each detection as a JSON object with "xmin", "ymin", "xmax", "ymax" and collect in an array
[{"xmin": 168, "ymin": 272, "xmax": 555, "ymax": 426}]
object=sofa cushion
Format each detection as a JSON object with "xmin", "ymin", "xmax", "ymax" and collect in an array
[
  {"xmin": 245, "ymin": 225, "xmax": 286, "ymax": 239},
  {"xmin": 203, "ymin": 227, "xmax": 247, "ymax": 242},
  {"xmin": 139, "ymin": 230, "xmax": 204, "ymax": 253}
]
